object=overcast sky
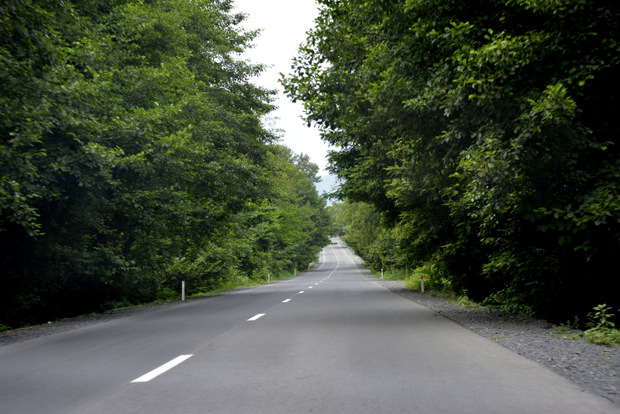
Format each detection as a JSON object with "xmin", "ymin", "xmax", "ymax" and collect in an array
[{"xmin": 232, "ymin": 0, "xmax": 332, "ymax": 175}]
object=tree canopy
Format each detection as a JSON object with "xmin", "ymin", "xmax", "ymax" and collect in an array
[
  {"xmin": 284, "ymin": 0, "xmax": 620, "ymax": 322},
  {"xmin": 1, "ymin": 0, "xmax": 331, "ymax": 328}
]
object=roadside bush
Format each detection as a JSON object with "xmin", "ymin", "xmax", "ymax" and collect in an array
[
  {"xmin": 581, "ymin": 304, "xmax": 620, "ymax": 346},
  {"xmin": 405, "ymin": 263, "xmax": 449, "ymax": 292}
]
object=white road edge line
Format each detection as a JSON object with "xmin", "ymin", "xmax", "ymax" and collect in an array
[
  {"xmin": 247, "ymin": 313, "xmax": 266, "ymax": 321},
  {"xmin": 282, "ymin": 299, "xmax": 292, "ymax": 303},
  {"xmin": 131, "ymin": 354, "xmax": 193, "ymax": 383}
]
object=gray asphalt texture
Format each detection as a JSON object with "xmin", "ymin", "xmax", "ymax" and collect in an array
[
  {"xmin": 1, "ymin": 239, "xmax": 619, "ymax": 413},
  {"xmin": 375, "ymin": 277, "xmax": 620, "ymax": 408}
]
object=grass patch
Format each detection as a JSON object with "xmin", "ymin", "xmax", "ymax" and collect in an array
[
  {"xmin": 555, "ymin": 305, "xmax": 620, "ymax": 346},
  {"xmin": 577, "ymin": 304, "xmax": 620, "ymax": 347},
  {"xmin": 404, "ymin": 263, "xmax": 452, "ymax": 292},
  {"xmin": 551, "ymin": 317, "xmax": 581, "ymax": 336},
  {"xmin": 377, "ymin": 268, "xmax": 409, "ymax": 281},
  {"xmin": 582, "ymin": 328, "xmax": 620, "ymax": 346},
  {"xmin": 375, "ymin": 265, "xmax": 479, "ymax": 309}
]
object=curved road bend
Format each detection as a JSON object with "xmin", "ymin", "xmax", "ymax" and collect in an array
[{"xmin": 1, "ymin": 238, "xmax": 618, "ymax": 414}]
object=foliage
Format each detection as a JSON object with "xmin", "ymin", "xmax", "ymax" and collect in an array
[
  {"xmin": 405, "ymin": 262, "xmax": 451, "ymax": 293},
  {"xmin": 283, "ymin": 0, "xmax": 620, "ymax": 323},
  {"xmin": 581, "ymin": 304, "xmax": 620, "ymax": 346},
  {"xmin": 329, "ymin": 201, "xmax": 400, "ymax": 271},
  {"xmin": 1, "ymin": 0, "xmax": 331, "ymax": 328}
]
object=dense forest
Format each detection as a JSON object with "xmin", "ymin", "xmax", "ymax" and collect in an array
[
  {"xmin": 0, "ymin": 0, "xmax": 331, "ymax": 329},
  {"xmin": 285, "ymin": 0, "xmax": 620, "ymax": 324}
]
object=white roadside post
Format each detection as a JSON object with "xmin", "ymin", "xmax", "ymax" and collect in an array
[
  {"xmin": 381, "ymin": 269, "xmax": 384, "ymax": 279},
  {"xmin": 420, "ymin": 274, "xmax": 424, "ymax": 293},
  {"xmin": 181, "ymin": 281, "xmax": 186, "ymax": 301}
]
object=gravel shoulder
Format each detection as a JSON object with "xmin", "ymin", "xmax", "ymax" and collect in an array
[{"xmin": 1, "ymin": 277, "xmax": 618, "ymax": 408}]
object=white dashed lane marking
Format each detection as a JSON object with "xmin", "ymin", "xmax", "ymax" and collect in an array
[
  {"xmin": 131, "ymin": 266, "xmax": 341, "ymax": 384},
  {"xmin": 131, "ymin": 355, "xmax": 193, "ymax": 383}
]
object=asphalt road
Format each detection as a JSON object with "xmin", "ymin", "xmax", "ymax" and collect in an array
[{"xmin": 1, "ymin": 238, "xmax": 618, "ymax": 414}]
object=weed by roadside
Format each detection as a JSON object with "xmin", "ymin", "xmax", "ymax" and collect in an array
[
  {"xmin": 578, "ymin": 304, "xmax": 620, "ymax": 346},
  {"xmin": 374, "ymin": 266, "xmax": 478, "ymax": 309},
  {"xmin": 553, "ymin": 305, "xmax": 620, "ymax": 346}
]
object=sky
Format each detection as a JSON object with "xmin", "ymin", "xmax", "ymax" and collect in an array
[{"xmin": 232, "ymin": 0, "xmax": 332, "ymax": 176}]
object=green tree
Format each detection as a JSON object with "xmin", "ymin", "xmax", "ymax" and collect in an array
[
  {"xmin": 265, "ymin": 146, "xmax": 331, "ymax": 274},
  {"xmin": 284, "ymin": 0, "xmax": 620, "ymax": 322},
  {"xmin": 2, "ymin": 0, "xmax": 331, "ymax": 327}
]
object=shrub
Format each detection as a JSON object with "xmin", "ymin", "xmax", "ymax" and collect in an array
[
  {"xmin": 405, "ymin": 263, "xmax": 449, "ymax": 292},
  {"xmin": 581, "ymin": 304, "xmax": 620, "ymax": 346}
]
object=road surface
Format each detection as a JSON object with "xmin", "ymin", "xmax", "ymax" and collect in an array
[{"xmin": 1, "ymin": 238, "xmax": 618, "ymax": 413}]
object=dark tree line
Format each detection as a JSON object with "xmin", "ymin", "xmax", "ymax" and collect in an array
[
  {"xmin": 1, "ymin": 0, "xmax": 331, "ymax": 328},
  {"xmin": 285, "ymin": 0, "xmax": 620, "ymax": 323}
]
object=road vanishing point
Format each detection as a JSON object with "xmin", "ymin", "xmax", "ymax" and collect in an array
[{"xmin": 1, "ymin": 238, "xmax": 619, "ymax": 414}]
